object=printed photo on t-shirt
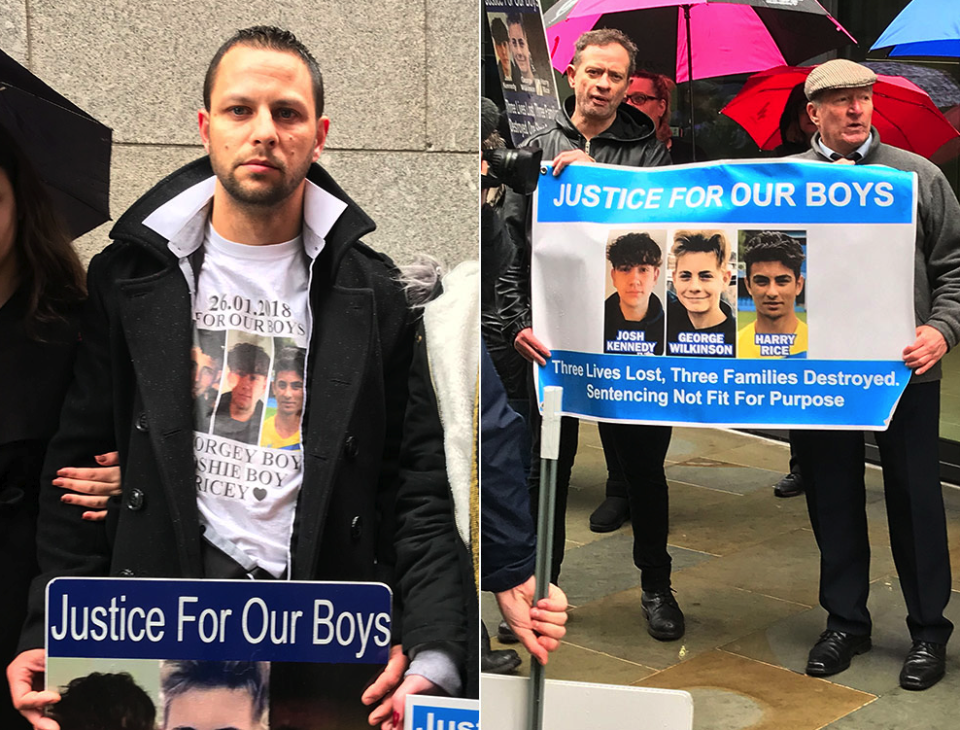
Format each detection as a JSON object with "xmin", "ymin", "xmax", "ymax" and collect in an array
[
  {"xmin": 736, "ymin": 230, "xmax": 808, "ymax": 359},
  {"xmin": 211, "ymin": 332, "xmax": 274, "ymax": 446},
  {"xmin": 602, "ymin": 229, "xmax": 667, "ymax": 356},
  {"xmin": 260, "ymin": 341, "xmax": 306, "ymax": 451},
  {"xmin": 665, "ymin": 229, "xmax": 738, "ymax": 358},
  {"xmin": 193, "ymin": 329, "xmax": 225, "ymax": 434}
]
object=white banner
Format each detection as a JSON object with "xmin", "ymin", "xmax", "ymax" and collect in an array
[{"xmin": 532, "ymin": 159, "xmax": 917, "ymax": 429}]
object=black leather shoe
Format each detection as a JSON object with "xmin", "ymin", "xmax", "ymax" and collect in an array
[
  {"xmin": 497, "ymin": 619, "xmax": 519, "ymax": 644},
  {"xmin": 481, "ymin": 645, "xmax": 522, "ymax": 674},
  {"xmin": 773, "ymin": 472, "xmax": 804, "ymax": 498},
  {"xmin": 900, "ymin": 641, "xmax": 946, "ymax": 691},
  {"xmin": 590, "ymin": 496, "xmax": 630, "ymax": 532},
  {"xmin": 641, "ymin": 588, "xmax": 685, "ymax": 641},
  {"xmin": 806, "ymin": 630, "xmax": 871, "ymax": 676}
]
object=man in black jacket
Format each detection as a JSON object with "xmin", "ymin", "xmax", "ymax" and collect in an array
[
  {"xmin": 499, "ymin": 28, "xmax": 684, "ymax": 642},
  {"xmin": 9, "ymin": 26, "xmax": 466, "ymax": 730}
]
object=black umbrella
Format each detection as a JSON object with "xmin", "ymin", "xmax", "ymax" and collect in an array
[
  {"xmin": 862, "ymin": 61, "xmax": 960, "ymax": 108},
  {"xmin": 0, "ymin": 47, "xmax": 112, "ymax": 239}
]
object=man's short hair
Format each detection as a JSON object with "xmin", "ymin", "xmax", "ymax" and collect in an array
[
  {"xmin": 227, "ymin": 342, "xmax": 270, "ymax": 377},
  {"xmin": 196, "ymin": 329, "xmax": 224, "ymax": 370},
  {"xmin": 672, "ymin": 231, "xmax": 729, "ymax": 270},
  {"xmin": 204, "ymin": 26, "xmax": 324, "ymax": 116},
  {"xmin": 505, "ymin": 13, "xmax": 524, "ymax": 31},
  {"xmin": 743, "ymin": 231, "xmax": 805, "ymax": 279},
  {"xmin": 607, "ymin": 232, "xmax": 662, "ymax": 268},
  {"xmin": 160, "ymin": 660, "xmax": 268, "ymax": 727},
  {"xmin": 572, "ymin": 29, "xmax": 638, "ymax": 78},
  {"xmin": 275, "ymin": 347, "xmax": 305, "ymax": 376},
  {"xmin": 491, "ymin": 17, "xmax": 509, "ymax": 45},
  {"xmin": 50, "ymin": 672, "xmax": 155, "ymax": 730}
]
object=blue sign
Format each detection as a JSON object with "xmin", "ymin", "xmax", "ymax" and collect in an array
[
  {"xmin": 408, "ymin": 702, "xmax": 479, "ymax": 730},
  {"xmin": 536, "ymin": 161, "xmax": 916, "ymax": 225},
  {"xmin": 47, "ymin": 578, "xmax": 391, "ymax": 663},
  {"xmin": 539, "ymin": 351, "xmax": 911, "ymax": 428}
]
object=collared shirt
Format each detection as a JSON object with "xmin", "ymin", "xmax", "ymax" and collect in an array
[{"xmin": 818, "ymin": 134, "xmax": 872, "ymax": 162}]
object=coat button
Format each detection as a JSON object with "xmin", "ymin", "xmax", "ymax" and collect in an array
[
  {"xmin": 350, "ymin": 516, "xmax": 363, "ymax": 539},
  {"xmin": 344, "ymin": 435, "xmax": 359, "ymax": 460},
  {"xmin": 127, "ymin": 489, "xmax": 145, "ymax": 511},
  {"xmin": 118, "ymin": 568, "xmax": 134, "ymax": 577},
  {"xmin": 135, "ymin": 412, "xmax": 149, "ymax": 432}
]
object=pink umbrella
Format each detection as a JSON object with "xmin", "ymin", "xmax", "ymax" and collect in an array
[
  {"xmin": 544, "ymin": 0, "xmax": 855, "ymax": 83},
  {"xmin": 542, "ymin": 0, "xmax": 855, "ymax": 159},
  {"xmin": 720, "ymin": 65, "xmax": 960, "ymax": 159}
]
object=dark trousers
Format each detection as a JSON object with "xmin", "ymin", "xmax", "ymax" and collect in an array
[
  {"xmin": 599, "ymin": 422, "xmax": 628, "ymax": 497},
  {"xmin": 526, "ymin": 372, "xmax": 673, "ymax": 588},
  {"xmin": 792, "ymin": 381, "xmax": 953, "ymax": 644},
  {"xmin": 787, "ymin": 431, "xmax": 800, "ymax": 476}
]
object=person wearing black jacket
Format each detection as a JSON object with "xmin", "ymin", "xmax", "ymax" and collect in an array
[
  {"xmin": 0, "ymin": 128, "xmax": 86, "ymax": 730},
  {"xmin": 499, "ymin": 28, "xmax": 684, "ymax": 642},
  {"xmin": 9, "ymin": 27, "xmax": 466, "ymax": 730}
]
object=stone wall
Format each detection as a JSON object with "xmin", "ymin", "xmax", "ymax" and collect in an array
[{"xmin": 2, "ymin": 0, "xmax": 478, "ymax": 266}]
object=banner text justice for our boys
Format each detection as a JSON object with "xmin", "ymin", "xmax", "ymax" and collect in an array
[
  {"xmin": 47, "ymin": 578, "xmax": 391, "ymax": 663},
  {"xmin": 539, "ymin": 160, "xmax": 910, "ymax": 225}
]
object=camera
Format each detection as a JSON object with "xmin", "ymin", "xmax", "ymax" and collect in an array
[{"xmin": 482, "ymin": 146, "xmax": 543, "ymax": 195}]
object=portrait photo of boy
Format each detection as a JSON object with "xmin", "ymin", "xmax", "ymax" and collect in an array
[
  {"xmin": 737, "ymin": 230, "xmax": 807, "ymax": 358},
  {"xmin": 666, "ymin": 230, "xmax": 737, "ymax": 357},
  {"xmin": 603, "ymin": 231, "xmax": 666, "ymax": 355}
]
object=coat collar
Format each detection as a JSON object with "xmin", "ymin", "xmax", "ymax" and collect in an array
[
  {"xmin": 110, "ymin": 156, "xmax": 377, "ymax": 280},
  {"xmin": 555, "ymin": 95, "xmax": 658, "ymax": 145},
  {"xmin": 808, "ymin": 127, "xmax": 882, "ymax": 164}
]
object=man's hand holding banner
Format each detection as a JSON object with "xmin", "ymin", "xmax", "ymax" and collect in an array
[{"xmin": 532, "ymin": 160, "xmax": 917, "ymax": 429}]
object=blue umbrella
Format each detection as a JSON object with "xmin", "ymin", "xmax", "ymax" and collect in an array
[{"xmin": 871, "ymin": 0, "xmax": 960, "ymax": 57}]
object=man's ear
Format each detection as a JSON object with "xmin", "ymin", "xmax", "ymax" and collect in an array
[
  {"xmin": 796, "ymin": 274, "xmax": 805, "ymax": 296},
  {"xmin": 806, "ymin": 102, "xmax": 820, "ymax": 130},
  {"xmin": 313, "ymin": 116, "xmax": 331, "ymax": 162},
  {"xmin": 566, "ymin": 64, "xmax": 577, "ymax": 89},
  {"xmin": 198, "ymin": 109, "xmax": 212, "ymax": 153}
]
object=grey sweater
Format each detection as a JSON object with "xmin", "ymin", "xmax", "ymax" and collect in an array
[{"xmin": 796, "ymin": 129, "xmax": 960, "ymax": 383}]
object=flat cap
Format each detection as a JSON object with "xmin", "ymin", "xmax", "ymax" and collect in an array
[{"xmin": 804, "ymin": 60, "xmax": 876, "ymax": 100}]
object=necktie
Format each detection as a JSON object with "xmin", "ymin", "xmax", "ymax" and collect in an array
[{"xmin": 830, "ymin": 152, "xmax": 862, "ymax": 165}]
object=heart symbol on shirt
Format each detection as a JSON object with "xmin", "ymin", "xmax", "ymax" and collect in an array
[{"xmin": 253, "ymin": 488, "xmax": 268, "ymax": 501}]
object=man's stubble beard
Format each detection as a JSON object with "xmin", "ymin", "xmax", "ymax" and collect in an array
[
  {"xmin": 215, "ymin": 155, "xmax": 314, "ymax": 209},
  {"xmin": 578, "ymin": 95, "xmax": 619, "ymax": 124}
]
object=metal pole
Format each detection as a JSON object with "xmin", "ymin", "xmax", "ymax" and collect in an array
[
  {"xmin": 527, "ymin": 386, "xmax": 562, "ymax": 730},
  {"xmin": 683, "ymin": 4, "xmax": 697, "ymax": 161}
]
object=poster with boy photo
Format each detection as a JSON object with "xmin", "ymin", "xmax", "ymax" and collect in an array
[
  {"xmin": 602, "ymin": 229, "xmax": 667, "ymax": 355},
  {"xmin": 665, "ymin": 230, "xmax": 738, "ymax": 358}
]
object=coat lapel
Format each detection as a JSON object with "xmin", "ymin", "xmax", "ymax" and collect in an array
[
  {"xmin": 118, "ymin": 266, "xmax": 202, "ymax": 575},
  {"xmin": 294, "ymin": 284, "xmax": 375, "ymax": 578}
]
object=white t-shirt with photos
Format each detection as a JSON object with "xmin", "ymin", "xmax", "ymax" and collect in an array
[{"xmin": 192, "ymin": 223, "xmax": 310, "ymax": 577}]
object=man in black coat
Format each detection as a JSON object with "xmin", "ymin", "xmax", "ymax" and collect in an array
[
  {"xmin": 9, "ymin": 26, "xmax": 466, "ymax": 729},
  {"xmin": 499, "ymin": 28, "xmax": 683, "ymax": 642}
]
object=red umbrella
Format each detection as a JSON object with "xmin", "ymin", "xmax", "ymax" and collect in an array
[{"xmin": 720, "ymin": 65, "xmax": 960, "ymax": 159}]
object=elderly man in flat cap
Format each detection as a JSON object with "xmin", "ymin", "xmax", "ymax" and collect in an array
[{"xmin": 789, "ymin": 59, "xmax": 960, "ymax": 690}]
